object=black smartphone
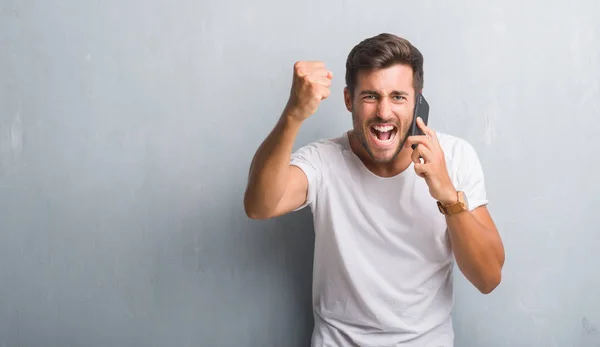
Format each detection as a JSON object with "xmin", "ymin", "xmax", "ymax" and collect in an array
[{"xmin": 410, "ymin": 93, "xmax": 429, "ymax": 149}]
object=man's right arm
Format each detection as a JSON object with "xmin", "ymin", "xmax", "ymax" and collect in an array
[
  {"xmin": 243, "ymin": 110, "xmax": 308, "ymax": 219},
  {"xmin": 243, "ymin": 61, "xmax": 332, "ymax": 220}
]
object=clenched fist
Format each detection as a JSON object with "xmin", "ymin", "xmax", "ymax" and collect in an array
[{"xmin": 285, "ymin": 61, "xmax": 333, "ymax": 122}]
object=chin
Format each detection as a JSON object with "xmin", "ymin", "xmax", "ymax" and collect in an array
[
  {"xmin": 361, "ymin": 137, "xmax": 402, "ymax": 162},
  {"xmin": 352, "ymin": 121, "xmax": 407, "ymax": 163},
  {"xmin": 368, "ymin": 148, "xmax": 400, "ymax": 163}
]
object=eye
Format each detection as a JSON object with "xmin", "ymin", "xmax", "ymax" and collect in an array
[
  {"xmin": 393, "ymin": 95, "xmax": 406, "ymax": 101},
  {"xmin": 362, "ymin": 95, "xmax": 377, "ymax": 102}
]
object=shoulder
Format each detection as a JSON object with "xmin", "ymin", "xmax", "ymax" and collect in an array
[
  {"xmin": 436, "ymin": 131, "xmax": 481, "ymax": 165},
  {"xmin": 298, "ymin": 133, "xmax": 347, "ymax": 152},
  {"xmin": 436, "ymin": 132, "xmax": 475, "ymax": 155},
  {"xmin": 289, "ymin": 133, "xmax": 349, "ymax": 207},
  {"xmin": 436, "ymin": 132, "xmax": 489, "ymax": 209},
  {"xmin": 436, "ymin": 131, "xmax": 486, "ymax": 181},
  {"xmin": 291, "ymin": 133, "xmax": 348, "ymax": 164}
]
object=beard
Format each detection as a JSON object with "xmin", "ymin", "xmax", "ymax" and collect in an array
[{"xmin": 351, "ymin": 109, "xmax": 409, "ymax": 164}]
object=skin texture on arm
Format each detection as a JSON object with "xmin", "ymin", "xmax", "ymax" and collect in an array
[
  {"xmin": 445, "ymin": 205, "xmax": 505, "ymax": 293},
  {"xmin": 244, "ymin": 114, "xmax": 309, "ymax": 219},
  {"xmin": 244, "ymin": 61, "xmax": 333, "ymax": 219}
]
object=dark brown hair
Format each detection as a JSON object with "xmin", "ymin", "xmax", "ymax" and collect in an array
[{"xmin": 345, "ymin": 33, "xmax": 424, "ymax": 96}]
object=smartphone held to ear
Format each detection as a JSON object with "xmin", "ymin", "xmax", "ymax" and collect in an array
[{"xmin": 410, "ymin": 93, "xmax": 429, "ymax": 150}]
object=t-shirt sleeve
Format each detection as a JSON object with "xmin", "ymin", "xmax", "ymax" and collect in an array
[
  {"xmin": 289, "ymin": 142, "xmax": 324, "ymax": 211},
  {"xmin": 455, "ymin": 141, "xmax": 489, "ymax": 211}
]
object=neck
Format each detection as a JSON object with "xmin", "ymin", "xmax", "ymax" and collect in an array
[{"xmin": 347, "ymin": 130, "xmax": 413, "ymax": 178}]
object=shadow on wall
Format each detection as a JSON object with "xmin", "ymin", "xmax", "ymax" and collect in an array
[
  {"xmin": 224, "ymin": 208, "xmax": 317, "ymax": 345},
  {"xmin": 150, "ymin": 193, "xmax": 316, "ymax": 346}
]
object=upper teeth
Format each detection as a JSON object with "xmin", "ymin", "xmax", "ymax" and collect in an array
[{"xmin": 373, "ymin": 125, "xmax": 394, "ymax": 132}]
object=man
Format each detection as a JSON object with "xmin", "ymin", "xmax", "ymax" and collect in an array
[{"xmin": 244, "ymin": 33, "xmax": 505, "ymax": 347}]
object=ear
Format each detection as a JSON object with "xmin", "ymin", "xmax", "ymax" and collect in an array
[{"xmin": 343, "ymin": 87, "xmax": 352, "ymax": 112}]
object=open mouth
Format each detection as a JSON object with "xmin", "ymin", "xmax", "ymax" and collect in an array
[{"xmin": 369, "ymin": 124, "xmax": 398, "ymax": 146}]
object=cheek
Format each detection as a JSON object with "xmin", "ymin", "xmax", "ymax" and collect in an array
[
  {"xmin": 403, "ymin": 112, "xmax": 413, "ymax": 125},
  {"xmin": 394, "ymin": 106, "xmax": 413, "ymax": 125},
  {"xmin": 355, "ymin": 104, "xmax": 377, "ymax": 121}
]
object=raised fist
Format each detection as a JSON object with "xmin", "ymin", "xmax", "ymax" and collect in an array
[{"xmin": 285, "ymin": 61, "xmax": 333, "ymax": 122}]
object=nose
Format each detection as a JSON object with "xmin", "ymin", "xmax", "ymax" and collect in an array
[{"xmin": 376, "ymin": 97, "xmax": 393, "ymax": 120}]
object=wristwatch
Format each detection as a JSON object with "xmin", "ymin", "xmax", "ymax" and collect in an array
[{"xmin": 437, "ymin": 191, "xmax": 468, "ymax": 215}]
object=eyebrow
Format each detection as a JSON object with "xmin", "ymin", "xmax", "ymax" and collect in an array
[{"xmin": 359, "ymin": 90, "xmax": 409, "ymax": 96}]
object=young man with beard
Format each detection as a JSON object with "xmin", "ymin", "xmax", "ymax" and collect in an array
[{"xmin": 243, "ymin": 33, "xmax": 505, "ymax": 347}]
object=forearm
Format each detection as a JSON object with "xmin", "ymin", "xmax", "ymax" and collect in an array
[
  {"xmin": 446, "ymin": 211, "xmax": 504, "ymax": 293},
  {"xmin": 244, "ymin": 109, "xmax": 303, "ymax": 216}
]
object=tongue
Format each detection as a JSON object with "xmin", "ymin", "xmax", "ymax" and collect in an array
[{"xmin": 377, "ymin": 130, "xmax": 392, "ymax": 141}]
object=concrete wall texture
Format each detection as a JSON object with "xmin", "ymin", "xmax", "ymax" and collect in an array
[{"xmin": 1, "ymin": 0, "xmax": 599, "ymax": 346}]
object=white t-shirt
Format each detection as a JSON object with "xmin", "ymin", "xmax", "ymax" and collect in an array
[{"xmin": 290, "ymin": 131, "xmax": 488, "ymax": 347}]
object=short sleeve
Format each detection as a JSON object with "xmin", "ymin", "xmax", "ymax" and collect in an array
[
  {"xmin": 454, "ymin": 141, "xmax": 489, "ymax": 211},
  {"xmin": 290, "ymin": 142, "xmax": 324, "ymax": 211}
]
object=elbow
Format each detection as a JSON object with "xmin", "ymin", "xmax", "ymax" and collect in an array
[
  {"xmin": 478, "ymin": 269, "xmax": 502, "ymax": 294},
  {"xmin": 477, "ymin": 240, "xmax": 505, "ymax": 294},
  {"xmin": 245, "ymin": 208, "xmax": 270, "ymax": 220},
  {"xmin": 244, "ymin": 204, "xmax": 260, "ymax": 219},
  {"xmin": 244, "ymin": 198, "xmax": 263, "ymax": 220},
  {"xmin": 243, "ymin": 192, "xmax": 272, "ymax": 220}
]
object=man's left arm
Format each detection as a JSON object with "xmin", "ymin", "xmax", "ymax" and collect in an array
[
  {"xmin": 444, "ymin": 205, "xmax": 504, "ymax": 293},
  {"xmin": 406, "ymin": 117, "xmax": 505, "ymax": 294}
]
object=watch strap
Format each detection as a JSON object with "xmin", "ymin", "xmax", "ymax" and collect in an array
[{"xmin": 437, "ymin": 191, "xmax": 468, "ymax": 215}]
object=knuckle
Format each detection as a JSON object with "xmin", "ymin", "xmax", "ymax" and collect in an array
[{"xmin": 294, "ymin": 62, "xmax": 306, "ymax": 76}]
